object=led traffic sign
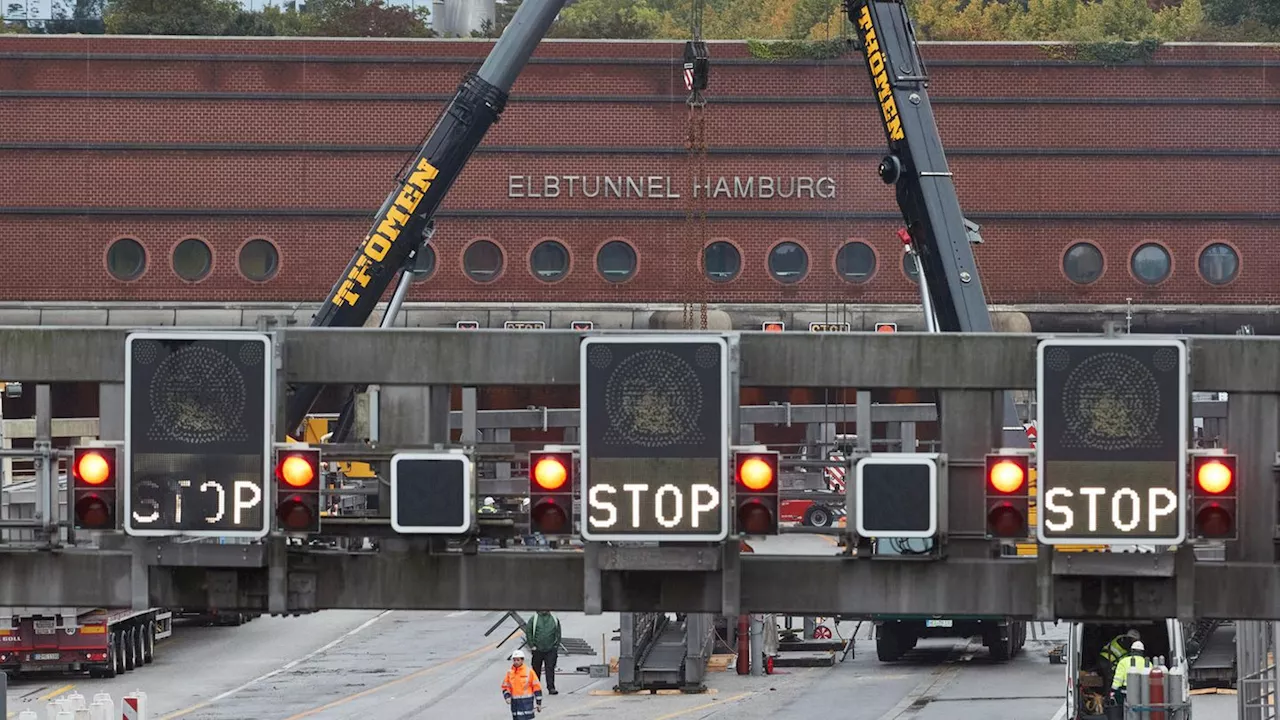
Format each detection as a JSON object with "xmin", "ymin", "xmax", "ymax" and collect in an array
[
  {"xmin": 72, "ymin": 445, "xmax": 119, "ymax": 530},
  {"xmin": 579, "ymin": 335, "xmax": 730, "ymax": 542},
  {"xmin": 874, "ymin": 323, "xmax": 897, "ymax": 333},
  {"xmin": 275, "ymin": 445, "xmax": 321, "ymax": 533},
  {"xmin": 985, "ymin": 453, "xmax": 1030, "ymax": 538},
  {"xmin": 1036, "ymin": 337, "xmax": 1188, "ymax": 545},
  {"xmin": 809, "ymin": 322, "xmax": 851, "ymax": 332},
  {"xmin": 529, "ymin": 451, "xmax": 574, "ymax": 534},
  {"xmin": 1191, "ymin": 452, "xmax": 1236, "ymax": 539},
  {"xmin": 735, "ymin": 450, "xmax": 780, "ymax": 535},
  {"xmin": 390, "ymin": 452, "xmax": 473, "ymax": 534},
  {"xmin": 854, "ymin": 454, "xmax": 938, "ymax": 539},
  {"xmin": 761, "ymin": 322, "xmax": 785, "ymax": 332},
  {"xmin": 571, "ymin": 321, "xmax": 595, "ymax": 331},
  {"xmin": 124, "ymin": 332, "xmax": 272, "ymax": 539}
]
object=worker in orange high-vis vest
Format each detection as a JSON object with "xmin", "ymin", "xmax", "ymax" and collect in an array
[{"xmin": 502, "ymin": 649, "xmax": 543, "ymax": 719}]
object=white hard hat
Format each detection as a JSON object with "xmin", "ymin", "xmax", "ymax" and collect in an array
[
  {"xmin": 1131, "ymin": 641, "xmax": 1145, "ymax": 653},
  {"xmin": 484, "ymin": 496, "xmax": 495, "ymax": 505},
  {"xmin": 511, "ymin": 649, "xmax": 525, "ymax": 660}
]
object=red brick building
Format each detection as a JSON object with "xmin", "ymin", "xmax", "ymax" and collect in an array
[{"xmin": 0, "ymin": 35, "xmax": 1276, "ymax": 327}]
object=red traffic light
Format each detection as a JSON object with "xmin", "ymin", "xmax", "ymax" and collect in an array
[
  {"xmin": 761, "ymin": 322, "xmax": 785, "ymax": 332},
  {"xmin": 1196, "ymin": 458, "xmax": 1233, "ymax": 494},
  {"xmin": 984, "ymin": 453, "xmax": 1029, "ymax": 539},
  {"xmin": 276, "ymin": 450, "xmax": 320, "ymax": 488},
  {"xmin": 874, "ymin": 322, "xmax": 897, "ymax": 333},
  {"xmin": 987, "ymin": 459, "xmax": 1026, "ymax": 494},
  {"xmin": 75, "ymin": 451, "xmax": 112, "ymax": 486},
  {"xmin": 985, "ymin": 454, "xmax": 1028, "ymax": 495},
  {"xmin": 735, "ymin": 452, "xmax": 779, "ymax": 492},
  {"xmin": 71, "ymin": 446, "xmax": 117, "ymax": 530},
  {"xmin": 1192, "ymin": 454, "xmax": 1237, "ymax": 539},
  {"xmin": 533, "ymin": 456, "xmax": 569, "ymax": 491},
  {"xmin": 738, "ymin": 457, "xmax": 775, "ymax": 491},
  {"xmin": 73, "ymin": 448, "xmax": 115, "ymax": 487}
]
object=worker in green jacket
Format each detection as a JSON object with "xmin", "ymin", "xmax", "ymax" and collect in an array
[
  {"xmin": 1111, "ymin": 640, "xmax": 1152, "ymax": 713},
  {"xmin": 1099, "ymin": 628, "xmax": 1139, "ymax": 681},
  {"xmin": 527, "ymin": 610, "xmax": 562, "ymax": 695}
]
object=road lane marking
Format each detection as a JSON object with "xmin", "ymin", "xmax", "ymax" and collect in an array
[
  {"xmin": 874, "ymin": 640, "xmax": 976, "ymax": 720},
  {"xmin": 5, "ymin": 682, "xmax": 75, "ymax": 720},
  {"xmin": 280, "ymin": 640, "xmax": 501, "ymax": 719},
  {"xmin": 647, "ymin": 691, "xmax": 754, "ymax": 720},
  {"xmin": 1049, "ymin": 702, "xmax": 1068, "ymax": 720},
  {"xmin": 157, "ymin": 610, "xmax": 391, "ymax": 720},
  {"xmin": 37, "ymin": 684, "xmax": 76, "ymax": 702},
  {"xmin": 447, "ymin": 610, "xmax": 470, "ymax": 617}
]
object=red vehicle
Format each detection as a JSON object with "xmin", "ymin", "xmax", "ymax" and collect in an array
[
  {"xmin": 781, "ymin": 498, "xmax": 844, "ymax": 528},
  {"xmin": 0, "ymin": 608, "xmax": 172, "ymax": 678}
]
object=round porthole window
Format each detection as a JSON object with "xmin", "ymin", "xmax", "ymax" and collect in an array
[
  {"xmin": 173, "ymin": 238, "xmax": 212, "ymax": 282},
  {"xmin": 106, "ymin": 238, "xmax": 146, "ymax": 281}
]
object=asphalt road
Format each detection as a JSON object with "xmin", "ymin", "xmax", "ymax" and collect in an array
[{"xmin": 0, "ymin": 534, "xmax": 1242, "ymax": 719}]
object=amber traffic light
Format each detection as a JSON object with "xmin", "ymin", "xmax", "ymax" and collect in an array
[
  {"xmin": 761, "ymin": 322, "xmax": 785, "ymax": 332},
  {"xmin": 72, "ymin": 446, "xmax": 118, "ymax": 530},
  {"xmin": 735, "ymin": 450, "xmax": 780, "ymax": 535},
  {"xmin": 1192, "ymin": 453, "xmax": 1236, "ymax": 539},
  {"xmin": 985, "ymin": 453, "xmax": 1030, "ymax": 539},
  {"xmin": 275, "ymin": 446, "xmax": 321, "ymax": 533},
  {"xmin": 529, "ymin": 451, "xmax": 574, "ymax": 535}
]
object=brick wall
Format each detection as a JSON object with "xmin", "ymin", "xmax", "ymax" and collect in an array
[{"xmin": 0, "ymin": 35, "xmax": 1275, "ymax": 305}]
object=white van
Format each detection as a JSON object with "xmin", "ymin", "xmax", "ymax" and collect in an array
[{"xmin": 1065, "ymin": 619, "xmax": 1192, "ymax": 719}]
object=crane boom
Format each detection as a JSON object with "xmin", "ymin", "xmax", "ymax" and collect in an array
[
  {"xmin": 845, "ymin": 0, "xmax": 1026, "ymax": 444},
  {"xmin": 285, "ymin": 0, "xmax": 570, "ymax": 437}
]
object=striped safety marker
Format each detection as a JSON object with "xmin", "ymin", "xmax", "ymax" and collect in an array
[
  {"xmin": 683, "ymin": 63, "xmax": 695, "ymax": 90},
  {"xmin": 122, "ymin": 696, "xmax": 140, "ymax": 720}
]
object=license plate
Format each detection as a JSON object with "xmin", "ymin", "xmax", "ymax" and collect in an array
[
  {"xmin": 32, "ymin": 652, "xmax": 61, "ymax": 661},
  {"xmin": 925, "ymin": 619, "xmax": 954, "ymax": 628}
]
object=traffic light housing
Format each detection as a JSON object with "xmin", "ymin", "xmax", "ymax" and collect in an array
[
  {"xmin": 72, "ymin": 446, "xmax": 118, "ymax": 530},
  {"xmin": 275, "ymin": 445, "xmax": 321, "ymax": 533},
  {"xmin": 529, "ymin": 451, "xmax": 574, "ymax": 535},
  {"xmin": 1192, "ymin": 453, "xmax": 1236, "ymax": 539},
  {"xmin": 985, "ymin": 453, "xmax": 1030, "ymax": 539},
  {"xmin": 735, "ymin": 450, "xmax": 780, "ymax": 535}
]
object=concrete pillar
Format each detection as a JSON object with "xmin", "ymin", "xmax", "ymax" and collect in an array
[
  {"xmin": 378, "ymin": 386, "xmax": 431, "ymax": 515},
  {"xmin": 1226, "ymin": 394, "xmax": 1279, "ymax": 563},
  {"xmin": 938, "ymin": 390, "xmax": 1003, "ymax": 557}
]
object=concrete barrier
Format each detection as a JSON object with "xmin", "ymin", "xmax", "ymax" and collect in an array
[
  {"xmin": 18, "ymin": 711, "xmax": 40, "ymax": 720},
  {"xmin": 91, "ymin": 693, "xmax": 114, "ymax": 720}
]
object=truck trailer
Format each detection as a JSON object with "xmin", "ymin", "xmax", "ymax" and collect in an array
[{"xmin": 1, "ymin": 607, "xmax": 172, "ymax": 678}]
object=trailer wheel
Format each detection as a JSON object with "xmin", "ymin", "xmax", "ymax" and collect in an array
[
  {"xmin": 143, "ymin": 620, "xmax": 156, "ymax": 664},
  {"xmin": 985, "ymin": 624, "xmax": 1014, "ymax": 662},
  {"xmin": 804, "ymin": 505, "xmax": 833, "ymax": 528},
  {"xmin": 133, "ymin": 624, "xmax": 146, "ymax": 667},
  {"xmin": 123, "ymin": 627, "xmax": 136, "ymax": 672},
  {"xmin": 108, "ymin": 631, "xmax": 121, "ymax": 678},
  {"xmin": 876, "ymin": 625, "xmax": 907, "ymax": 662}
]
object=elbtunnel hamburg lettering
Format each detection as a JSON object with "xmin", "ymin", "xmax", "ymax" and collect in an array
[{"xmin": 508, "ymin": 174, "xmax": 837, "ymax": 199}]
